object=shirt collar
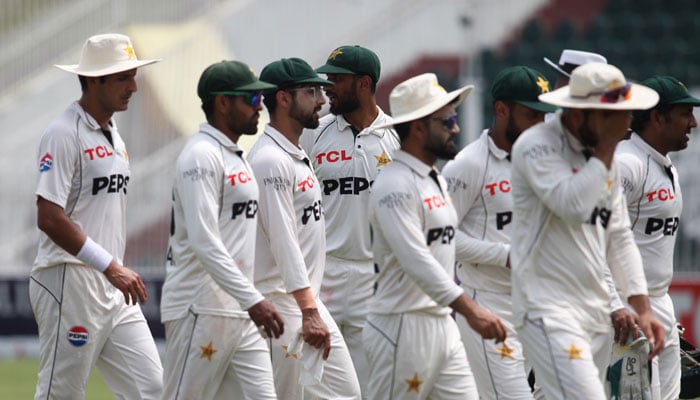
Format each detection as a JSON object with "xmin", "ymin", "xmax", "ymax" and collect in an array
[
  {"xmin": 73, "ymin": 101, "xmax": 113, "ymax": 131},
  {"xmin": 198, "ymin": 123, "xmax": 244, "ymax": 154},
  {"xmin": 335, "ymin": 106, "xmax": 394, "ymax": 138},
  {"xmin": 629, "ymin": 132, "xmax": 672, "ymax": 167},
  {"xmin": 262, "ymin": 124, "xmax": 309, "ymax": 162},
  {"xmin": 393, "ymin": 150, "xmax": 435, "ymax": 179},
  {"xmin": 483, "ymin": 129, "xmax": 510, "ymax": 160}
]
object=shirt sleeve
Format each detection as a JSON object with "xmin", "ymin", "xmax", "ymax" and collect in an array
[
  {"xmin": 176, "ymin": 147, "xmax": 265, "ymax": 310},
  {"xmin": 514, "ymin": 139, "xmax": 610, "ymax": 223},
  {"xmin": 372, "ymin": 179, "xmax": 463, "ymax": 307},
  {"xmin": 35, "ymin": 125, "xmax": 79, "ymax": 208},
  {"xmin": 253, "ymin": 153, "xmax": 311, "ymax": 293}
]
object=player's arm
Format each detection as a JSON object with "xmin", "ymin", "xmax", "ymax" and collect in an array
[{"xmin": 176, "ymin": 150, "xmax": 283, "ymax": 338}]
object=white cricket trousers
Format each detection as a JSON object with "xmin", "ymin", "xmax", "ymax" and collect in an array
[{"xmin": 29, "ymin": 264, "xmax": 163, "ymax": 400}]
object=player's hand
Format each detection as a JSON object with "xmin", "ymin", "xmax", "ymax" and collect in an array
[
  {"xmin": 248, "ymin": 300, "xmax": 284, "ymax": 339},
  {"xmin": 636, "ymin": 311, "xmax": 665, "ymax": 359},
  {"xmin": 466, "ymin": 307, "xmax": 507, "ymax": 343},
  {"xmin": 611, "ymin": 308, "xmax": 639, "ymax": 345},
  {"xmin": 301, "ymin": 308, "xmax": 331, "ymax": 360},
  {"xmin": 103, "ymin": 261, "xmax": 147, "ymax": 305}
]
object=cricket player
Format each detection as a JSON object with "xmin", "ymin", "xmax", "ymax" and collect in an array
[
  {"xmin": 30, "ymin": 33, "xmax": 162, "ymax": 399},
  {"xmin": 249, "ymin": 57, "xmax": 361, "ymax": 399},
  {"xmin": 614, "ymin": 75, "xmax": 700, "ymax": 400},
  {"xmin": 442, "ymin": 66, "xmax": 557, "ymax": 400},
  {"xmin": 161, "ymin": 60, "xmax": 284, "ymax": 399},
  {"xmin": 510, "ymin": 62, "xmax": 666, "ymax": 399},
  {"xmin": 299, "ymin": 45, "xmax": 400, "ymax": 396},
  {"xmin": 366, "ymin": 72, "xmax": 507, "ymax": 400}
]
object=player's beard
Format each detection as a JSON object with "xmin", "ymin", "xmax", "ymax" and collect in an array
[
  {"xmin": 425, "ymin": 129, "xmax": 458, "ymax": 160},
  {"xmin": 229, "ymin": 110, "xmax": 259, "ymax": 136},
  {"xmin": 504, "ymin": 114, "xmax": 521, "ymax": 145},
  {"xmin": 290, "ymin": 101, "xmax": 320, "ymax": 129},
  {"xmin": 330, "ymin": 80, "xmax": 360, "ymax": 115}
]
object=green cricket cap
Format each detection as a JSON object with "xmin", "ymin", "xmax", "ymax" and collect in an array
[
  {"xmin": 640, "ymin": 75, "xmax": 700, "ymax": 107},
  {"xmin": 491, "ymin": 66, "xmax": 558, "ymax": 113},
  {"xmin": 260, "ymin": 58, "xmax": 333, "ymax": 89},
  {"xmin": 316, "ymin": 45, "xmax": 381, "ymax": 83},
  {"xmin": 197, "ymin": 60, "xmax": 276, "ymax": 101}
]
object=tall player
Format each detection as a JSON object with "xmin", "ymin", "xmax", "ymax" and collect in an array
[
  {"xmin": 615, "ymin": 75, "xmax": 700, "ymax": 400},
  {"xmin": 442, "ymin": 66, "xmax": 556, "ymax": 399},
  {"xmin": 250, "ymin": 57, "xmax": 361, "ymax": 399},
  {"xmin": 161, "ymin": 60, "xmax": 284, "ymax": 399},
  {"xmin": 300, "ymin": 45, "xmax": 399, "ymax": 396},
  {"xmin": 30, "ymin": 33, "xmax": 162, "ymax": 399}
]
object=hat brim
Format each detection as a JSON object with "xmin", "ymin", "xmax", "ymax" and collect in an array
[
  {"xmin": 316, "ymin": 64, "xmax": 355, "ymax": 76},
  {"xmin": 375, "ymin": 85, "xmax": 474, "ymax": 129},
  {"xmin": 669, "ymin": 96, "xmax": 700, "ymax": 106},
  {"xmin": 282, "ymin": 76, "xmax": 334, "ymax": 87},
  {"xmin": 515, "ymin": 99, "xmax": 559, "ymax": 113},
  {"xmin": 543, "ymin": 57, "xmax": 571, "ymax": 78},
  {"xmin": 236, "ymin": 80, "xmax": 279, "ymax": 91},
  {"xmin": 539, "ymin": 83, "xmax": 659, "ymax": 110},
  {"xmin": 55, "ymin": 59, "xmax": 160, "ymax": 77}
]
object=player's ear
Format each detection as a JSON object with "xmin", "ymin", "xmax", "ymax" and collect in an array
[{"xmin": 494, "ymin": 100, "xmax": 509, "ymax": 119}]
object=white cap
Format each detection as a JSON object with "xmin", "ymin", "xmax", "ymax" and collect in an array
[{"xmin": 543, "ymin": 49, "xmax": 607, "ymax": 78}]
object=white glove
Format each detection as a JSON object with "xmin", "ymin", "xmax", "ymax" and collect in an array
[{"xmin": 608, "ymin": 335, "xmax": 652, "ymax": 400}]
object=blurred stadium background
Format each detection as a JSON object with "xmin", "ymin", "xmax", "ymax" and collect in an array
[{"xmin": 1, "ymin": 0, "xmax": 700, "ymax": 371}]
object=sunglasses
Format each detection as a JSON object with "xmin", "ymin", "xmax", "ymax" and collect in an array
[
  {"xmin": 210, "ymin": 91, "xmax": 263, "ymax": 107},
  {"xmin": 286, "ymin": 86, "xmax": 324, "ymax": 99},
  {"xmin": 599, "ymin": 84, "xmax": 632, "ymax": 103},
  {"xmin": 430, "ymin": 115, "xmax": 458, "ymax": 131}
]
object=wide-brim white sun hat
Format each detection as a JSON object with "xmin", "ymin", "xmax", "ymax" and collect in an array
[
  {"xmin": 55, "ymin": 33, "xmax": 160, "ymax": 77},
  {"xmin": 376, "ymin": 73, "xmax": 473, "ymax": 128},
  {"xmin": 543, "ymin": 49, "xmax": 607, "ymax": 78},
  {"xmin": 539, "ymin": 63, "xmax": 659, "ymax": 110}
]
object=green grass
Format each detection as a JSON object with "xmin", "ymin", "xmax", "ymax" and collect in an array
[{"xmin": 0, "ymin": 359, "xmax": 112, "ymax": 399}]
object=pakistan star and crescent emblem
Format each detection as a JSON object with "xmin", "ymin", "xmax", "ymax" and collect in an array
[
  {"xmin": 329, "ymin": 49, "xmax": 343, "ymax": 60},
  {"xmin": 200, "ymin": 341, "xmax": 217, "ymax": 361},
  {"xmin": 282, "ymin": 345, "xmax": 298, "ymax": 359},
  {"xmin": 536, "ymin": 76, "xmax": 550, "ymax": 93},
  {"xmin": 564, "ymin": 343, "xmax": 583, "ymax": 360},
  {"xmin": 405, "ymin": 372, "xmax": 423, "ymax": 393},
  {"xmin": 124, "ymin": 42, "xmax": 135, "ymax": 60},
  {"xmin": 374, "ymin": 151, "xmax": 391, "ymax": 168},
  {"xmin": 496, "ymin": 342, "xmax": 515, "ymax": 359}
]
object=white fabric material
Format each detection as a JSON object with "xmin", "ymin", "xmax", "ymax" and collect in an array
[
  {"xmin": 55, "ymin": 33, "xmax": 159, "ymax": 76},
  {"xmin": 287, "ymin": 329, "xmax": 324, "ymax": 386},
  {"xmin": 34, "ymin": 102, "xmax": 129, "ymax": 271},
  {"xmin": 616, "ymin": 133, "xmax": 682, "ymax": 296},
  {"xmin": 161, "ymin": 123, "xmax": 264, "ymax": 322},
  {"xmin": 368, "ymin": 150, "xmax": 463, "ymax": 316},
  {"xmin": 510, "ymin": 114, "xmax": 648, "ymax": 334},
  {"xmin": 249, "ymin": 126, "xmax": 325, "ymax": 297},
  {"xmin": 442, "ymin": 130, "xmax": 511, "ymax": 294}
]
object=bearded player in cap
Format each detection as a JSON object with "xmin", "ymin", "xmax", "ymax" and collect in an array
[
  {"xmin": 31, "ymin": 33, "xmax": 162, "ymax": 399},
  {"xmin": 510, "ymin": 62, "xmax": 666, "ymax": 399},
  {"xmin": 299, "ymin": 45, "xmax": 399, "ymax": 397},
  {"xmin": 249, "ymin": 58, "xmax": 361, "ymax": 399},
  {"xmin": 161, "ymin": 60, "xmax": 285, "ymax": 399},
  {"xmin": 366, "ymin": 72, "xmax": 506, "ymax": 399},
  {"xmin": 442, "ymin": 66, "xmax": 556, "ymax": 400},
  {"xmin": 612, "ymin": 75, "xmax": 700, "ymax": 400}
]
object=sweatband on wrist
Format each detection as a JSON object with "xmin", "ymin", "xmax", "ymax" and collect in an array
[{"xmin": 75, "ymin": 237, "xmax": 113, "ymax": 272}]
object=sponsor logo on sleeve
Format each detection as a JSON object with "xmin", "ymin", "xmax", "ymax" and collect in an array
[{"xmin": 39, "ymin": 153, "xmax": 53, "ymax": 172}]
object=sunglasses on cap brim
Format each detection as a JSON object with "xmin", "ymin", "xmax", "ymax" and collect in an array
[{"xmin": 210, "ymin": 91, "xmax": 263, "ymax": 107}]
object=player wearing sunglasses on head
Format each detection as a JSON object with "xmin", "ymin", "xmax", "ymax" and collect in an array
[
  {"xmin": 442, "ymin": 66, "xmax": 556, "ymax": 400},
  {"xmin": 509, "ymin": 63, "xmax": 666, "ymax": 400},
  {"xmin": 249, "ymin": 58, "xmax": 362, "ymax": 399},
  {"xmin": 611, "ymin": 75, "xmax": 700, "ymax": 400}
]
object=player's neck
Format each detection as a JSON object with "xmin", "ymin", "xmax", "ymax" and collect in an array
[
  {"xmin": 269, "ymin": 118, "xmax": 303, "ymax": 147},
  {"xmin": 342, "ymin": 100, "xmax": 378, "ymax": 132},
  {"xmin": 79, "ymin": 97, "xmax": 113, "ymax": 129}
]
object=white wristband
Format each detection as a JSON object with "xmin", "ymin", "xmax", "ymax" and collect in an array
[{"xmin": 75, "ymin": 237, "xmax": 114, "ymax": 272}]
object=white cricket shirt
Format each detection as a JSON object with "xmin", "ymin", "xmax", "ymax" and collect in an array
[
  {"xmin": 368, "ymin": 150, "xmax": 463, "ymax": 316},
  {"xmin": 510, "ymin": 115, "xmax": 648, "ymax": 333},
  {"xmin": 161, "ymin": 123, "xmax": 265, "ymax": 322},
  {"xmin": 616, "ymin": 133, "xmax": 682, "ymax": 296},
  {"xmin": 299, "ymin": 108, "xmax": 399, "ymax": 262},
  {"xmin": 249, "ymin": 126, "xmax": 326, "ymax": 310},
  {"xmin": 34, "ymin": 102, "xmax": 129, "ymax": 270},
  {"xmin": 442, "ymin": 130, "xmax": 512, "ymax": 294}
]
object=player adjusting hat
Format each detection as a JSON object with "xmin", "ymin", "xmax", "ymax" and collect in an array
[
  {"xmin": 543, "ymin": 49, "xmax": 607, "ymax": 78},
  {"xmin": 491, "ymin": 66, "xmax": 558, "ymax": 113},
  {"xmin": 55, "ymin": 33, "xmax": 160, "ymax": 77},
  {"xmin": 375, "ymin": 73, "xmax": 473, "ymax": 128},
  {"xmin": 197, "ymin": 60, "xmax": 277, "ymax": 101},
  {"xmin": 539, "ymin": 63, "xmax": 659, "ymax": 110},
  {"xmin": 316, "ymin": 45, "xmax": 381, "ymax": 83},
  {"xmin": 260, "ymin": 57, "xmax": 333, "ymax": 89}
]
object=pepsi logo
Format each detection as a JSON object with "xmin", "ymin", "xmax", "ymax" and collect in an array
[
  {"xmin": 39, "ymin": 153, "xmax": 53, "ymax": 172},
  {"xmin": 67, "ymin": 326, "xmax": 89, "ymax": 347}
]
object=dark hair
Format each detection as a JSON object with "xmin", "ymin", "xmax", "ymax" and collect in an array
[
  {"xmin": 78, "ymin": 75, "xmax": 107, "ymax": 92},
  {"xmin": 201, "ymin": 97, "xmax": 215, "ymax": 120},
  {"xmin": 262, "ymin": 90, "xmax": 280, "ymax": 114},
  {"xmin": 394, "ymin": 121, "xmax": 412, "ymax": 141},
  {"xmin": 631, "ymin": 104, "xmax": 673, "ymax": 133}
]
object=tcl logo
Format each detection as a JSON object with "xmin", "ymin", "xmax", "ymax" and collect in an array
[
  {"xmin": 84, "ymin": 146, "xmax": 113, "ymax": 160},
  {"xmin": 228, "ymin": 171, "xmax": 252, "ymax": 186},
  {"xmin": 485, "ymin": 180, "xmax": 510, "ymax": 196},
  {"xmin": 297, "ymin": 176, "xmax": 316, "ymax": 192},
  {"xmin": 316, "ymin": 150, "xmax": 352, "ymax": 165},
  {"xmin": 423, "ymin": 195, "xmax": 446, "ymax": 210},
  {"xmin": 646, "ymin": 188, "xmax": 675, "ymax": 202}
]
